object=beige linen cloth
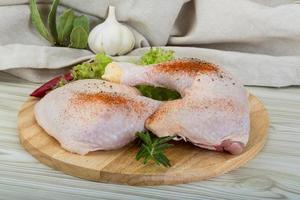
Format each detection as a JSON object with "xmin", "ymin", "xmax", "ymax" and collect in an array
[{"xmin": 0, "ymin": 0, "xmax": 299, "ymax": 86}]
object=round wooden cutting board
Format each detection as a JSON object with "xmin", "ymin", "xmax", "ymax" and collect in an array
[{"xmin": 18, "ymin": 95, "xmax": 269, "ymax": 186}]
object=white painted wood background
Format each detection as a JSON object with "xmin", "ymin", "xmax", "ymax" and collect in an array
[{"xmin": 0, "ymin": 72, "xmax": 299, "ymax": 200}]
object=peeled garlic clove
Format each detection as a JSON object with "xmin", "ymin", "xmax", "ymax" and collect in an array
[{"xmin": 88, "ymin": 6, "xmax": 135, "ymax": 56}]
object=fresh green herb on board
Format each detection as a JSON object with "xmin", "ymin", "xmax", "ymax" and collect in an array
[
  {"xmin": 29, "ymin": 0, "xmax": 89, "ymax": 49},
  {"xmin": 136, "ymin": 131, "xmax": 174, "ymax": 167}
]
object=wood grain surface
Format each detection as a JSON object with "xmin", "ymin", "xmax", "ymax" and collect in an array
[
  {"xmin": 0, "ymin": 73, "xmax": 299, "ymax": 199},
  {"xmin": 17, "ymin": 94, "xmax": 268, "ymax": 186}
]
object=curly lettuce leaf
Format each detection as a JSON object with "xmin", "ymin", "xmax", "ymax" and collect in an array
[
  {"xmin": 139, "ymin": 48, "xmax": 174, "ymax": 65},
  {"xmin": 72, "ymin": 53, "xmax": 112, "ymax": 80},
  {"xmin": 94, "ymin": 53, "xmax": 113, "ymax": 67}
]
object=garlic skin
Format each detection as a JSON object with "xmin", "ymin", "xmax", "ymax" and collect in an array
[{"xmin": 88, "ymin": 6, "xmax": 135, "ymax": 56}]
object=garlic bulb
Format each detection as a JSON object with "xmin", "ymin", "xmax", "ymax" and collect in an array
[{"xmin": 88, "ymin": 6, "xmax": 135, "ymax": 56}]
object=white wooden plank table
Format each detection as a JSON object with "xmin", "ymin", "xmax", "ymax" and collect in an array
[{"xmin": 0, "ymin": 72, "xmax": 299, "ymax": 200}]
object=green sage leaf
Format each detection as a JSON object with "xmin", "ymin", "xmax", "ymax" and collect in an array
[
  {"xmin": 29, "ymin": 0, "xmax": 54, "ymax": 44},
  {"xmin": 70, "ymin": 26, "xmax": 88, "ymax": 49},
  {"xmin": 57, "ymin": 9, "xmax": 75, "ymax": 46},
  {"xmin": 73, "ymin": 15, "xmax": 89, "ymax": 33},
  {"xmin": 48, "ymin": 0, "xmax": 60, "ymax": 42}
]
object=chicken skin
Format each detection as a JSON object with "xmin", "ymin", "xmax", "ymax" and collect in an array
[
  {"xmin": 102, "ymin": 59, "xmax": 250, "ymax": 154},
  {"xmin": 34, "ymin": 79, "xmax": 161, "ymax": 155}
]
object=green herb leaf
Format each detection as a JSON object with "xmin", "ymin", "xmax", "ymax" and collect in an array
[
  {"xmin": 136, "ymin": 131, "xmax": 152, "ymax": 146},
  {"xmin": 154, "ymin": 152, "xmax": 171, "ymax": 167},
  {"xmin": 29, "ymin": 0, "xmax": 54, "ymax": 44},
  {"xmin": 69, "ymin": 15, "xmax": 90, "ymax": 49},
  {"xmin": 71, "ymin": 53, "xmax": 112, "ymax": 80},
  {"xmin": 73, "ymin": 15, "xmax": 89, "ymax": 33},
  {"xmin": 136, "ymin": 146, "xmax": 147, "ymax": 161},
  {"xmin": 48, "ymin": 0, "xmax": 60, "ymax": 42},
  {"xmin": 136, "ymin": 131, "xmax": 174, "ymax": 167},
  {"xmin": 155, "ymin": 143, "xmax": 173, "ymax": 151},
  {"xmin": 139, "ymin": 48, "xmax": 174, "ymax": 65},
  {"xmin": 70, "ymin": 26, "xmax": 88, "ymax": 49},
  {"xmin": 136, "ymin": 85, "xmax": 181, "ymax": 101},
  {"xmin": 155, "ymin": 136, "xmax": 175, "ymax": 145},
  {"xmin": 94, "ymin": 53, "xmax": 113, "ymax": 66},
  {"xmin": 57, "ymin": 9, "xmax": 75, "ymax": 46}
]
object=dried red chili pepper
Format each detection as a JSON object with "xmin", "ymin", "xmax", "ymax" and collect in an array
[{"xmin": 30, "ymin": 72, "xmax": 73, "ymax": 98}]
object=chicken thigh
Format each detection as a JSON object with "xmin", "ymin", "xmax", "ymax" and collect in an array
[
  {"xmin": 34, "ymin": 79, "xmax": 161, "ymax": 155},
  {"xmin": 102, "ymin": 59, "xmax": 250, "ymax": 154}
]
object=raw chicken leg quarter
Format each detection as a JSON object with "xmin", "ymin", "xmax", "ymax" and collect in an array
[
  {"xmin": 34, "ymin": 79, "xmax": 161, "ymax": 155},
  {"xmin": 102, "ymin": 59, "xmax": 250, "ymax": 154}
]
